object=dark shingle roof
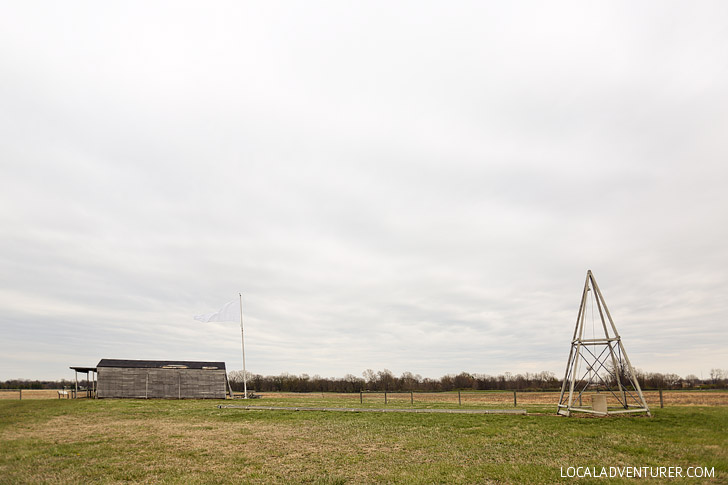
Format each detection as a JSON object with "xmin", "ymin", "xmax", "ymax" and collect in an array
[{"xmin": 96, "ymin": 359, "xmax": 226, "ymax": 370}]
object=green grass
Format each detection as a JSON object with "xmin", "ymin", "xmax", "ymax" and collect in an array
[{"xmin": 0, "ymin": 399, "xmax": 726, "ymax": 484}]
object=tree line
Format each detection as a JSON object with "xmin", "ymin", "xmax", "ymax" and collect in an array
[
  {"xmin": 2, "ymin": 368, "xmax": 726, "ymax": 392},
  {"xmin": 0, "ymin": 379, "xmax": 77, "ymax": 390},
  {"xmin": 226, "ymin": 368, "xmax": 728, "ymax": 393}
]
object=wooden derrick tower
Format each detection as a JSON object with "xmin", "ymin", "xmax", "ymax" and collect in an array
[{"xmin": 557, "ymin": 271, "xmax": 650, "ymax": 417}]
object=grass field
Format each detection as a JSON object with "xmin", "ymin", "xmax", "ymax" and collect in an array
[{"xmin": 1, "ymin": 395, "xmax": 726, "ymax": 484}]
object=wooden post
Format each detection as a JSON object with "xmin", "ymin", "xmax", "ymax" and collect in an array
[
  {"xmin": 360, "ymin": 391, "xmax": 362, "ymax": 404},
  {"xmin": 579, "ymin": 394, "xmax": 582, "ymax": 407},
  {"xmin": 75, "ymin": 370, "xmax": 78, "ymax": 399},
  {"xmin": 225, "ymin": 372, "xmax": 234, "ymax": 399},
  {"xmin": 458, "ymin": 391, "xmax": 461, "ymax": 406},
  {"xmin": 513, "ymin": 391, "xmax": 517, "ymax": 407},
  {"xmin": 411, "ymin": 391, "xmax": 413, "ymax": 405},
  {"xmin": 19, "ymin": 389, "xmax": 22, "ymax": 400},
  {"xmin": 146, "ymin": 373, "xmax": 149, "ymax": 399},
  {"xmin": 384, "ymin": 391, "xmax": 387, "ymax": 405},
  {"xmin": 178, "ymin": 373, "xmax": 181, "ymax": 400},
  {"xmin": 659, "ymin": 389, "xmax": 664, "ymax": 408}
]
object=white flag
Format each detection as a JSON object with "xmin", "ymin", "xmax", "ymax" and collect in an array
[{"xmin": 194, "ymin": 300, "xmax": 241, "ymax": 323}]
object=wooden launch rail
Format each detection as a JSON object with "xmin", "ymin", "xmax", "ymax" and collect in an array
[{"xmin": 218, "ymin": 405, "xmax": 527, "ymax": 415}]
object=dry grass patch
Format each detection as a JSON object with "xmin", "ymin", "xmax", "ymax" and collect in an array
[
  {"xmin": 1, "ymin": 407, "xmax": 411, "ymax": 483},
  {"xmin": 0, "ymin": 390, "xmax": 64, "ymax": 400},
  {"xmin": 1, "ymin": 400, "xmax": 726, "ymax": 484}
]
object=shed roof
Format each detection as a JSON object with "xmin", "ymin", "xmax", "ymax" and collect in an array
[
  {"xmin": 69, "ymin": 366, "xmax": 97, "ymax": 373},
  {"xmin": 97, "ymin": 359, "xmax": 226, "ymax": 370}
]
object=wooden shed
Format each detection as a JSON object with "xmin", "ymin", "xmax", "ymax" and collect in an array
[{"xmin": 96, "ymin": 359, "xmax": 230, "ymax": 399}]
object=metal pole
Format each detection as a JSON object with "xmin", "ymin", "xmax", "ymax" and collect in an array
[
  {"xmin": 567, "ymin": 279, "xmax": 590, "ymax": 409},
  {"xmin": 240, "ymin": 293, "xmax": 248, "ymax": 399}
]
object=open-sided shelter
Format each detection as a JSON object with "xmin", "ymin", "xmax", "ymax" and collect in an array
[{"xmin": 96, "ymin": 359, "xmax": 230, "ymax": 399}]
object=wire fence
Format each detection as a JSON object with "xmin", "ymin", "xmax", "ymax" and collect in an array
[
  {"xmin": 0, "ymin": 389, "xmax": 90, "ymax": 400},
  {"xmin": 252, "ymin": 390, "xmax": 728, "ymax": 407},
  {"xmin": 3, "ymin": 388, "xmax": 727, "ymax": 406},
  {"xmin": 252, "ymin": 390, "xmax": 559, "ymax": 407}
]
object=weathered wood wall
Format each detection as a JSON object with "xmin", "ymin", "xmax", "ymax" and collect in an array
[{"xmin": 97, "ymin": 367, "xmax": 227, "ymax": 399}]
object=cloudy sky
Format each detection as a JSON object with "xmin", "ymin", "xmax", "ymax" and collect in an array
[{"xmin": 1, "ymin": 2, "xmax": 726, "ymax": 381}]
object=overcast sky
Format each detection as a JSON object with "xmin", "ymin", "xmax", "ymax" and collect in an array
[{"xmin": 1, "ymin": 2, "xmax": 727, "ymax": 381}]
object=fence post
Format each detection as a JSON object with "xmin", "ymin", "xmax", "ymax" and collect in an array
[
  {"xmin": 458, "ymin": 390, "xmax": 461, "ymax": 406},
  {"xmin": 384, "ymin": 391, "xmax": 387, "ymax": 405},
  {"xmin": 659, "ymin": 389, "xmax": 664, "ymax": 408},
  {"xmin": 513, "ymin": 391, "xmax": 517, "ymax": 407},
  {"xmin": 360, "ymin": 391, "xmax": 363, "ymax": 404},
  {"xmin": 19, "ymin": 389, "xmax": 22, "ymax": 400},
  {"xmin": 579, "ymin": 394, "xmax": 582, "ymax": 407},
  {"xmin": 411, "ymin": 391, "xmax": 413, "ymax": 405}
]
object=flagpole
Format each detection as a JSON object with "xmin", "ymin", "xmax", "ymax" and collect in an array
[{"xmin": 239, "ymin": 292, "xmax": 247, "ymax": 399}]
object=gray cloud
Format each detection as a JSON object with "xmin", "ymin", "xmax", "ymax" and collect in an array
[{"xmin": 1, "ymin": 1, "xmax": 727, "ymax": 380}]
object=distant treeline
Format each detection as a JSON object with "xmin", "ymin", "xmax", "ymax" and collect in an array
[
  {"xmin": 3, "ymin": 368, "xmax": 726, "ymax": 392},
  {"xmin": 0, "ymin": 379, "xmax": 77, "ymax": 390},
  {"xmin": 227, "ymin": 368, "xmax": 728, "ymax": 393}
]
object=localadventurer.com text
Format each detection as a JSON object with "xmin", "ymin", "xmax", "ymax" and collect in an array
[{"xmin": 560, "ymin": 466, "xmax": 715, "ymax": 479}]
